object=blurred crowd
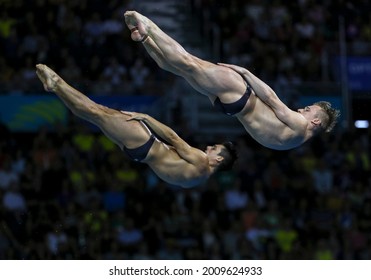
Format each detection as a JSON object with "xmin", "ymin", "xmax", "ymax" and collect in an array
[
  {"xmin": 1, "ymin": 0, "xmax": 371, "ymax": 260},
  {"xmin": 191, "ymin": 0, "xmax": 371, "ymax": 83},
  {"xmin": 2, "ymin": 0, "xmax": 371, "ymax": 95},
  {"xmin": 0, "ymin": 119, "xmax": 370, "ymax": 260},
  {"xmin": 0, "ymin": 0, "xmax": 172, "ymax": 95}
]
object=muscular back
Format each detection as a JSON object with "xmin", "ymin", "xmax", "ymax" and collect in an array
[
  {"xmin": 142, "ymin": 140, "xmax": 209, "ymax": 187},
  {"xmin": 238, "ymin": 93, "xmax": 306, "ymax": 150}
]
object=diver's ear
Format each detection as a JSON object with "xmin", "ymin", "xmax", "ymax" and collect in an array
[
  {"xmin": 311, "ymin": 118, "xmax": 321, "ymax": 127},
  {"xmin": 216, "ymin": 156, "xmax": 224, "ymax": 163}
]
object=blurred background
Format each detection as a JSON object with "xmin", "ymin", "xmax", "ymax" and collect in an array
[{"xmin": 0, "ymin": 0, "xmax": 370, "ymax": 260}]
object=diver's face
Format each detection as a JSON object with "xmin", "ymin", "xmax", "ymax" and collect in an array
[
  {"xmin": 205, "ymin": 144, "xmax": 223, "ymax": 158},
  {"xmin": 297, "ymin": 105, "xmax": 321, "ymax": 121}
]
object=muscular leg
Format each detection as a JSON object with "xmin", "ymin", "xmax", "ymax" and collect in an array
[
  {"xmin": 35, "ymin": 64, "xmax": 150, "ymax": 149},
  {"xmin": 124, "ymin": 11, "xmax": 246, "ymax": 104}
]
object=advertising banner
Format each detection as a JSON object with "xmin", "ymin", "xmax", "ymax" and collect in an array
[{"xmin": 0, "ymin": 95, "xmax": 158, "ymax": 132}]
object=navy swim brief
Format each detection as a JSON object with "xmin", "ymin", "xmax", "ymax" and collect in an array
[
  {"xmin": 213, "ymin": 83, "xmax": 252, "ymax": 116},
  {"xmin": 123, "ymin": 135, "xmax": 156, "ymax": 162}
]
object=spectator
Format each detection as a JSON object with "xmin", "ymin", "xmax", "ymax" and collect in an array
[
  {"xmin": 2, "ymin": 182, "xmax": 26, "ymax": 213},
  {"xmin": 129, "ymin": 58, "xmax": 150, "ymax": 93},
  {"xmin": 224, "ymin": 178, "xmax": 249, "ymax": 211},
  {"xmin": 311, "ymin": 159, "xmax": 333, "ymax": 194},
  {"xmin": 46, "ymin": 223, "xmax": 68, "ymax": 255},
  {"xmin": 0, "ymin": 158, "xmax": 19, "ymax": 191}
]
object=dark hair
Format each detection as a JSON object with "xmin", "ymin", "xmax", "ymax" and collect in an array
[
  {"xmin": 313, "ymin": 101, "xmax": 340, "ymax": 132},
  {"xmin": 215, "ymin": 141, "xmax": 238, "ymax": 172}
]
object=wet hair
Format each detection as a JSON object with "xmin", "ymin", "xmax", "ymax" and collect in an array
[
  {"xmin": 314, "ymin": 101, "xmax": 340, "ymax": 133},
  {"xmin": 215, "ymin": 141, "xmax": 238, "ymax": 172}
]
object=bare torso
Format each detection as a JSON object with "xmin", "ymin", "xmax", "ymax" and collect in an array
[
  {"xmin": 196, "ymin": 64, "xmax": 309, "ymax": 150},
  {"xmin": 142, "ymin": 140, "xmax": 209, "ymax": 187},
  {"xmin": 236, "ymin": 92, "xmax": 307, "ymax": 150}
]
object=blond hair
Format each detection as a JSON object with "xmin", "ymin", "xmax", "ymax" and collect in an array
[{"xmin": 314, "ymin": 101, "xmax": 340, "ymax": 132}]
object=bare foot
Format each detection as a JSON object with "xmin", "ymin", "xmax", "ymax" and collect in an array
[
  {"xmin": 35, "ymin": 64, "xmax": 61, "ymax": 92},
  {"xmin": 124, "ymin": 11, "xmax": 150, "ymax": 42}
]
